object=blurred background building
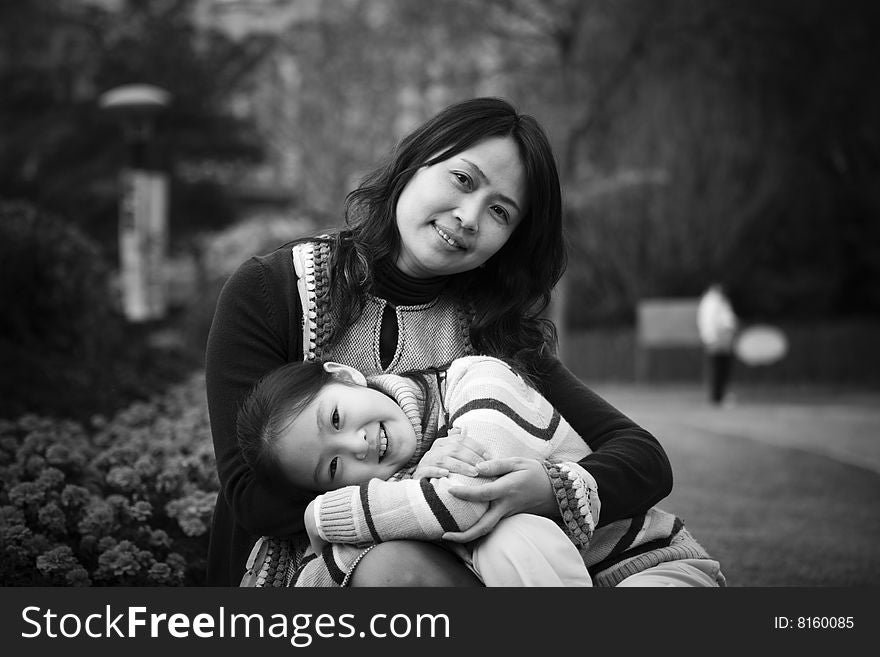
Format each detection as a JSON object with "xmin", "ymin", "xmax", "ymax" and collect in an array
[{"xmin": 2, "ymin": 0, "xmax": 879, "ymax": 420}]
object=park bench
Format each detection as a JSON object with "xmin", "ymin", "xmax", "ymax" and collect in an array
[{"xmin": 634, "ymin": 298, "xmax": 703, "ymax": 382}]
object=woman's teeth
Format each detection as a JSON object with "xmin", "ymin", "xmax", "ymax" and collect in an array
[
  {"xmin": 433, "ymin": 224, "xmax": 463, "ymax": 249},
  {"xmin": 378, "ymin": 424, "xmax": 388, "ymax": 461}
]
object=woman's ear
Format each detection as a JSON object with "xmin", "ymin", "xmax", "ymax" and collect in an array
[{"xmin": 322, "ymin": 362, "xmax": 368, "ymax": 387}]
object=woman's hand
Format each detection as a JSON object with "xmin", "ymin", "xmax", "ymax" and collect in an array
[
  {"xmin": 412, "ymin": 427, "xmax": 490, "ymax": 480},
  {"xmin": 441, "ymin": 457, "xmax": 556, "ymax": 543}
]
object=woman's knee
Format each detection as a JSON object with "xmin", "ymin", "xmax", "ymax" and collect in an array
[{"xmin": 349, "ymin": 541, "xmax": 482, "ymax": 587}]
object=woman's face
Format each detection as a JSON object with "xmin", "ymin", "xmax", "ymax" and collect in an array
[
  {"xmin": 273, "ymin": 382, "xmax": 418, "ymax": 491},
  {"xmin": 394, "ymin": 136, "xmax": 526, "ymax": 278}
]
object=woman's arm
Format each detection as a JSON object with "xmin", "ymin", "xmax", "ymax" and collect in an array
[
  {"xmin": 532, "ymin": 355, "xmax": 673, "ymax": 524},
  {"xmin": 441, "ymin": 355, "xmax": 671, "ymax": 544},
  {"xmin": 205, "ymin": 249, "xmax": 311, "ymax": 537}
]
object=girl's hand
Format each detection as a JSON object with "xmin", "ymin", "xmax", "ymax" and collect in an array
[
  {"xmin": 441, "ymin": 457, "xmax": 556, "ymax": 543},
  {"xmin": 304, "ymin": 499, "xmax": 327, "ymax": 555},
  {"xmin": 412, "ymin": 427, "xmax": 490, "ymax": 480}
]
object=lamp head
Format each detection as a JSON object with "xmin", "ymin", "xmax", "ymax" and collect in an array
[{"xmin": 99, "ymin": 84, "xmax": 171, "ymax": 117}]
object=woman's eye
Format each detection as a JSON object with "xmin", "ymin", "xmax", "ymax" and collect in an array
[
  {"xmin": 331, "ymin": 408, "xmax": 340, "ymax": 429},
  {"xmin": 491, "ymin": 205, "xmax": 510, "ymax": 223},
  {"xmin": 452, "ymin": 172, "xmax": 472, "ymax": 189},
  {"xmin": 328, "ymin": 457, "xmax": 338, "ymax": 480}
]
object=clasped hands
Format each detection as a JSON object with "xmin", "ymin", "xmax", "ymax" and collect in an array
[{"xmin": 413, "ymin": 427, "xmax": 555, "ymax": 544}]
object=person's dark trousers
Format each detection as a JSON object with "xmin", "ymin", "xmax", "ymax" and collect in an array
[{"xmin": 709, "ymin": 352, "xmax": 733, "ymax": 404}]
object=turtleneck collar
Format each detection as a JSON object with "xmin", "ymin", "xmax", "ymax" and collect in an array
[
  {"xmin": 367, "ymin": 371, "xmax": 442, "ymax": 479},
  {"xmin": 372, "ymin": 259, "xmax": 448, "ymax": 306}
]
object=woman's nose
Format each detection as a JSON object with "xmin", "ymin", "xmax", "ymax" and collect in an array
[{"xmin": 455, "ymin": 201, "xmax": 480, "ymax": 232}]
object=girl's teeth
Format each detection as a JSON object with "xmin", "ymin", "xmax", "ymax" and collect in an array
[{"xmin": 378, "ymin": 425, "xmax": 388, "ymax": 460}]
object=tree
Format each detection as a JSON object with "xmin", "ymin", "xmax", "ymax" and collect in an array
[
  {"xmin": 467, "ymin": 0, "xmax": 880, "ymax": 325},
  {"xmin": 0, "ymin": 0, "xmax": 267, "ymax": 251},
  {"xmin": 179, "ymin": 0, "xmax": 880, "ymax": 328}
]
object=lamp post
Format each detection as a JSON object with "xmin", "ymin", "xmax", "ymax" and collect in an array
[{"xmin": 99, "ymin": 83, "xmax": 171, "ymax": 322}]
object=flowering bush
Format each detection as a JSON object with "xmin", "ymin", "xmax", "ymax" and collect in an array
[{"xmin": 0, "ymin": 374, "xmax": 218, "ymax": 586}]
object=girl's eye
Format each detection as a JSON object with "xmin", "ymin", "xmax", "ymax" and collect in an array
[
  {"xmin": 328, "ymin": 457, "xmax": 338, "ymax": 480},
  {"xmin": 452, "ymin": 171, "xmax": 473, "ymax": 190},
  {"xmin": 331, "ymin": 408, "xmax": 340, "ymax": 429},
  {"xmin": 491, "ymin": 205, "xmax": 510, "ymax": 223}
]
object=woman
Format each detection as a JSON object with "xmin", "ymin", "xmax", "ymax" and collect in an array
[{"xmin": 205, "ymin": 97, "xmax": 673, "ymax": 586}]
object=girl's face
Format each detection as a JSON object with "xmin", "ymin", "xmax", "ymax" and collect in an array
[
  {"xmin": 274, "ymin": 382, "xmax": 418, "ymax": 491},
  {"xmin": 394, "ymin": 136, "xmax": 526, "ymax": 278}
]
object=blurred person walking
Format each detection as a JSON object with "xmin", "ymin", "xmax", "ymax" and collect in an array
[{"xmin": 697, "ymin": 283, "xmax": 739, "ymax": 405}]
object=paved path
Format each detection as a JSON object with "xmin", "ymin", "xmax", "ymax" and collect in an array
[
  {"xmin": 594, "ymin": 384, "xmax": 880, "ymax": 474},
  {"xmin": 587, "ymin": 383, "xmax": 880, "ymax": 586}
]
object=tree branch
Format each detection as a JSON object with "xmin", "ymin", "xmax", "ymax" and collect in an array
[{"xmin": 562, "ymin": 2, "xmax": 670, "ymax": 176}]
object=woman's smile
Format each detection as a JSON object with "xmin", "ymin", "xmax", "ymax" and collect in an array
[{"xmin": 431, "ymin": 222, "xmax": 469, "ymax": 251}]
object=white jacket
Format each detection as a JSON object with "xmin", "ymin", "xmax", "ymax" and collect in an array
[{"xmin": 697, "ymin": 287, "xmax": 738, "ymax": 353}]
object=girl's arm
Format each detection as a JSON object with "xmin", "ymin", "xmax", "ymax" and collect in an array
[{"xmin": 308, "ymin": 455, "xmax": 491, "ymax": 546}]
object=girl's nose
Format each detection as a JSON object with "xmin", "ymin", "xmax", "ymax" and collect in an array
[{"xmin": 342, "ymin": 430, "xmax": 369, "ymax": 460}]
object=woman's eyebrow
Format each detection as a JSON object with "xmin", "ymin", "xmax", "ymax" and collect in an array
[{"xmin": 460, "ymin": 158, "xmax": 521, "ymax": 213}]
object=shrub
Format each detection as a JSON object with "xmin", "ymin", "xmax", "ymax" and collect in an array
[
  {"xmin": 0, "ymin": 200, "xmax": 121, "ymax": 356},
  {"xmin": 0, "ymin": 373, "xmax": 218, "ymax": 586},
  {"xmin": 0, "ymin": 200, "xmax": 203, "ymax": 422},
  {"xmin": 199, "ymin": 211, "xmax": 317, "ymax": 281},
  {"xmin": 172, "ymin": 211, "xmax": 318, "ymax": 360}
]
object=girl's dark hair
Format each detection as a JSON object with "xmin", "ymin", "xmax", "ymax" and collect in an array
[
  {"xmin": 330, "ymin": 97, "xmax": 566, "ymax": 377},
  {"xmin": 236, "ymin": 360, "xmax": 333, "ymax": 494}
]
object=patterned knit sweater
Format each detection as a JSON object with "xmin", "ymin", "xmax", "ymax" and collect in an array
[{"xmin": 257, "ymin": 356, "xmax": 722, "ymax": 588}]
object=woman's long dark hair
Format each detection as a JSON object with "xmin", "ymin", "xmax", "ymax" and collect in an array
[{"xmin": 328, "ymin": 97, "xmax": 566, "ymax": 377}]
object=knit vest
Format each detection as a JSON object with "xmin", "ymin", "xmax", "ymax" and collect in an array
[{"xmin": 291, "ymin": 240, "xmax": 473, "ymax": 375}]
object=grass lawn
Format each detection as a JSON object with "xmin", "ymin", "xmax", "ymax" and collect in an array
[{"xmin": 589, "ymin": 383, "xmax": 880, "ymax": 586}]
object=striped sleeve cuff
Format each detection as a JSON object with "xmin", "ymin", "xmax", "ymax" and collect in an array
[
  {"xmin": 314, "ymin": 487, "xmax": 363, "ymax": 543},
  {"xmin": 542, "ymin": 461, "xmax": 600, "ymax": 548}
]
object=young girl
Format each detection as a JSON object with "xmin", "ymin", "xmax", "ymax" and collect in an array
[
  {"xmin": 206, "ymin": 97, "xmax": 673, "ymax": 586},
  {"xmin": 236, "ymin": 356, "xmax": 723, "ymax": 588}
]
